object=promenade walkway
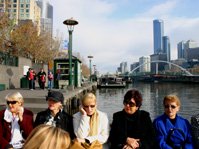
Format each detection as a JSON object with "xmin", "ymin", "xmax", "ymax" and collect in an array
[{"xmin": 0, "ymin": 82, "xmax": 97, "ymax": 114}]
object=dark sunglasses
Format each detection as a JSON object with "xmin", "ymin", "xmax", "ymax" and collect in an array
[
  {"xmin": 7, "ymin": 101, "xmax": 18, "ymax": 105},
  {"xmin": 164, "ymin": 105, "xmax": 176, "ymax": 109},
  {"xmin": 124, "ymin": 101, "xmax": 136, "ymax": 107},
  {"xmin": 83, "ymin": 105, "xmax": 96, "ymax": 108}
]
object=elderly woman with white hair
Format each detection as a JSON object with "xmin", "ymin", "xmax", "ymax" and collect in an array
[{"xmin": 0, "ymin": 92, "xmax": 34, "ymax": 149}]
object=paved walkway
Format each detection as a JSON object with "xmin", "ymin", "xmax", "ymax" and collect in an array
[{"xmin": 0, "ymin": 82, "xmax": 97, "ymax": 113}]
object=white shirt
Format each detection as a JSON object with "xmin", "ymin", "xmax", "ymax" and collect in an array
[{"xmin": 73, "ymin": 110, "xmax": 109, "ymax": 144}]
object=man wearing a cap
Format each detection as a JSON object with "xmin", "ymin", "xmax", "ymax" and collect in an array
[{"xmin": 34, "ymin": 90, "xmax": 76, "ymax": 140}]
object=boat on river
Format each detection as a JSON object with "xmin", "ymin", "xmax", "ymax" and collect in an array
[{"xmin": 97, "ymin": 75, "xmax": 126, "ymax": 88}]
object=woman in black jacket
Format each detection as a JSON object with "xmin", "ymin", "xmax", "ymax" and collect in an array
[
  {"xmin": 109, "ymin": 89, "xmax": 155, "ymax": 149},
  {"xmin": 34, "ymin": 90, "xmax": 76, "ymax": 140}
]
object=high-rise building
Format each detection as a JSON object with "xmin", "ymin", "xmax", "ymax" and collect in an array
[
  {"xmin": 177, "ymin": 41, "xmax": 186, "ymax": 59},
  {"xmin": 153, "ymin": 19, "xmax": 164, "ymax": 54},
  {"xmin": 0, "ymin": 0, "xmax": 53, "ymax": 36},
  {"xmin": 139, "ymin": 56, "xmax": 150, "ymax": 73},
  {"xmin": 0, "ymin": 0, "xmax": 41, "ymax": 25},
  {"xmin": 184, "ymin": 40, "xmax": 198, "ymax": 60},
  {"xmin": 163, "ymin": 36, "xmax": 170, "ymax": 61},
  {"xmin": 120, "ymin": 62, "xmax": 128, "ymax": 74},
  {"xmin": 37, "ymin": 0, "xmax": 53, "ymax": 34}
]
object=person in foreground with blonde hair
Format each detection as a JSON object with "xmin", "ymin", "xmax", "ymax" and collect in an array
[
  {"xmin": 0, "ymin": 92, "xmax": 33, "ymax": 149},
  {"xmin": 71, "ymin": 92, "xmax": 109, "ymax": 149},
  {"xmin": 23, "ymin": 124, "xmax": 71, "ymax": 149},
  {"xmin": 153, "ymin": 94, "xmax": 194, "ymax": 149}
]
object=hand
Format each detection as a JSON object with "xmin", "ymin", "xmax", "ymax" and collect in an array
[
  {"xmin": 79, "ymin": 105, "xmax": 87, "ymax": 115},
  {"xmin": 126, "ymin": 137, "xmax": 140, "ymax": 149},
  {"xmin": 16, "ymin": 107, "xmax": 23, "ymax": 121},
  {"xmin": 76, "ymin": 138, "xmax": 85, "ymax": 143},
  {"xmin": 123, "ymin": 144, "xmax": 133, "ymax": 149}
]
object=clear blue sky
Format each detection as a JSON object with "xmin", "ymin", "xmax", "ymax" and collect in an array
[{"xmin": 49, "ymin": 0, "xmax": 199, "ymax": 74}]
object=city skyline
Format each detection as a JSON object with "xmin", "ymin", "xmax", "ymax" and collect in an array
[{"xmin": 49, "ymin": 0, "xmax": 199, "ymax": 74}]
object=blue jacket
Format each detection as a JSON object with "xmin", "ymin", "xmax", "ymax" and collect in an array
[{"xmin": 153, "ymin": 113, "xmax": 194, "ymax": 149}]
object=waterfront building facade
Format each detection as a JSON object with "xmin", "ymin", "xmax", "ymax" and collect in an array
[
  {"xmin": 139, "ymin": 56, "xmax": 151, "ymax": 73},
  {"xmin": 153, "ymin": 19, "xmax": 164, "ymax": 54}
]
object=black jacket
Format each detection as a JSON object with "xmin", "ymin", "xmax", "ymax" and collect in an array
[
  {"xmin": 109, "ymin": 110, "xmax": 155, "ymax": 149},
  {"xmin": 34, "ymin": 109, "xmax": 76, "ymax": 139}
]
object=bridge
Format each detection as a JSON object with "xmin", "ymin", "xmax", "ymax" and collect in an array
[{"xmin": 128, "ymin": 60, "xmax": 193, "ymax": 76}]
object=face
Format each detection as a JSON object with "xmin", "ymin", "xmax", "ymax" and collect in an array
[
  {"xmin": 48, "ymin": 99, "xmax": 62, "ymax": 111},
  {"xmin": 124, "ymin": 98, "xmax": 138, "ymax": 114},
  {"xmin": 83, "ymin": 99, "xmax": 96, "ymax": 116},
  {"xmin": 164, "ymin": 101, "xmax": 179, "ymax": 119},
  {"xmin": 7, "ymin": 100, "xmax": 22, "ymax": 114}
]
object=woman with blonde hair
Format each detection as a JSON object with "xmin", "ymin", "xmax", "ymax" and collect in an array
[
  {"xmin": 0, "ymin": 92, "xmax": 33, "ymax": 149},
  {"xmin": 71, "ymin": 92, "xmax": 109, "ymax": 149},
  {"xmin": 23, "ymin": 124, "xmax": 71, "ymax": 149}
]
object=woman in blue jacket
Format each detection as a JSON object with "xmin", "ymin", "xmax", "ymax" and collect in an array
[{"xmin": 153, "ymin": 95, "xmax": 194, "ymax": 149}]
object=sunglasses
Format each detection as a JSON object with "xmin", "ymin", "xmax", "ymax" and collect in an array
[
  {"xmin": 164, "ymin": 105, "xmax": 177, "ymax": 109},
  {"xmin": 7, "ymin": 101, "xmax": 18, "ymax": 105},
  {"xmin": 83, "ymin": 105, "xmax": 96, "ymax": 108},
  {"xmin": 124, "ymin": 101, "xmax": 136, "ymax": 107}
]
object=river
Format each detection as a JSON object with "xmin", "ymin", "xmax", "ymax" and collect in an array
[{"xmin": 96, "ymin": 82, "xmax": 199, "ymax": 123}]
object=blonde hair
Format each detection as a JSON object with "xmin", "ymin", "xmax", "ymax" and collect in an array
[
  {"xmin": 81, "ymin": 92, "xmax": 96, "ymax": 105},
  {"xmin": 81, "ymin": 92, "xmax": 98, "ymax": 136},
  {"xmin": 163, "ymin": 94, "xmax": 181, "ymax": 107},
  {"xmin": 23, "ymin": 124, "xmax": 71, "ymax": 149},
  {"xmin": 5, "ymin": 92, "xmax": 24, "ymax": 104}
]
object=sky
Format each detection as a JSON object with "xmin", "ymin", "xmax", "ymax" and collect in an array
[{"xmin": 49, "ymin": 0, "xmax": 199, "ymax": 74}]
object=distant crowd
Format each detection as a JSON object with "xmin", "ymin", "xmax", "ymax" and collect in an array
[
  {"xmin": 0, "ymin": 89, "xmax": 198, "ymax": 149},
  {"xmin": 26, "ymin": 68, "xmax": 54, "ymax": 90}
]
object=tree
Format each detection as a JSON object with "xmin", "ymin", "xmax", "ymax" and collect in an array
[{"xmin": 0, "ymin": 13, "xmax": 15, "ymax": 53}]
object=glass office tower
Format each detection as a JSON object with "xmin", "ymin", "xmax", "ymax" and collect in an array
[{"xmin": 153, "ymin": 19, "xmax": 164, "ymax": 54}]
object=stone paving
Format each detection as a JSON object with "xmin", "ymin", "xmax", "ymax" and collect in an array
[{"xmin": 0, "ymin": 82, "xmax": 97, "ymax": 113}]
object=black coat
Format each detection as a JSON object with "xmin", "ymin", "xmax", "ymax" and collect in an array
[
  {"xmin": 109, "ymin": 110, "xmax": 155, "ymax": 149},
  {"xmin": 34, "ymin": 109, "xmax": 76, "ymax": 139}
]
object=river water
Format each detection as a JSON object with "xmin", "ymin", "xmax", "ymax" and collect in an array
[{"xmin": 96, "ymin": 82, "xmax": 199, "ymax": 123}]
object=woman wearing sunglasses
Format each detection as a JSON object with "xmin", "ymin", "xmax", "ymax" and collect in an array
[
  {"xmin": 109, "ymin": 89, "xmax": 155, "ymax": 149},
  {"xmin": 0, "ymin": 92, "xmax": 34, "ymax": 149},
  {"xmin": 71, "ymin": 92, "xmax": 109, "ymax": 149},
  {"xmin": 153, "ymin": 94, "xmax": 194, "ymax": 149}
]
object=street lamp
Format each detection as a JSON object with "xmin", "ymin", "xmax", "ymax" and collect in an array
[
  {"xmin": 88, "ymin": 55, "xmax": 93, "ymax": 82},
  {"xmin": 63, "ymin": 18, "xmax": 78, "ymax": 88},
  {"xmin": 93, "ymin": 65, "xmax": 96, "ymax": 75}
]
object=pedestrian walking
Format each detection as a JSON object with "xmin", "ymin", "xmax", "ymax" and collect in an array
[
  {"xmin": 48, "ymin": 71, "xmax": 54, "ymax": 90},
  {"xmin": 26, "ymin": 68, "xmax": 34, "ymax": 90},
  {"xmin": 37, "ymin": 68, "xmax": 46, "ymax": 89}
]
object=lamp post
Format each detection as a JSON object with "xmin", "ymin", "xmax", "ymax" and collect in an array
[
  {"xmin": 88, "ymin": 55, "xmax": 93, "ymax": 82},
  {"xmin": 63, "ymin": 18, "xmax": 78, "ymax": 88},
  {"xmin": 93, "ymin": 65, "xmax": 96, "ymax": 75}
]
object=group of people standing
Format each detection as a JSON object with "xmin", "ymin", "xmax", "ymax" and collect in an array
[
  {"xmin": 26, "ymin": 68, "xmax": 54, "ymax": 90},
  {"xmin": 0, "ymin": 89, "xmax": 197, "ymax": 149}
]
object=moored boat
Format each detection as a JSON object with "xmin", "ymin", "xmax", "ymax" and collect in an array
[{"xmin": 97, "ymin": 75, "xmax": 126, "ymax": 88}]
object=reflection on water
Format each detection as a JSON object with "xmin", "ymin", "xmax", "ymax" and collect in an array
[{"xmin": 96, "ymin": 82, "xmax": 199, "ymax": 122}]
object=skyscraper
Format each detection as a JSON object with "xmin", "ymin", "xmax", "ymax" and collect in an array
[
  {"xmin": 177, "ymin": 41, "xmax": 186, "ymax": 59},
  {"xmin": 153, "ymin": 19, "xmax": 164, "ymax": 54},
  {"xmin": 163, "ymin": 36, "xmax": 170, "ymax": 61}
]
